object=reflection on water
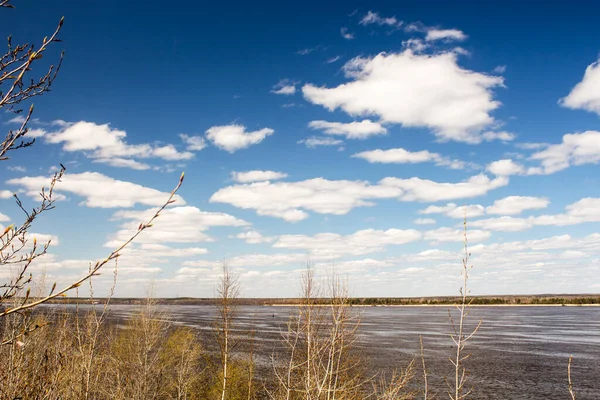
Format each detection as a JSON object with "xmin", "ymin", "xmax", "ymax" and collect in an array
[{"xmin": 45, "ymin": 304, "xmax": 600, "ymax": 400}]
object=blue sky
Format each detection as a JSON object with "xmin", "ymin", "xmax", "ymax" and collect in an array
[{"xmin": 2, "ymin": 0, "xmax": 600, "ymax": 297}]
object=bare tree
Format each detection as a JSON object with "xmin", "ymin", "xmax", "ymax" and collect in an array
[
  {"xmin": 447, "ymin": 217, "xmax": 481, "ymax": 400},
  {"xmin": 0, "ymin": 3, "xmax": 185, "ymax": 331},
  {"xmin": 215, "ymin": 262, "xmax": 241, "ymax": 400}
]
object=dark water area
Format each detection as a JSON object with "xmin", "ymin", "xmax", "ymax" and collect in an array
[{"xmin": 55, "ymin": 304, "xmax": 600, "ymax": 399}]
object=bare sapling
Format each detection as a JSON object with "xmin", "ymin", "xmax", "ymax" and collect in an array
[
  {"xmin": 215, "ymin": 262, "xmax": 241, "ymax": 400},
  {"xmin": 447, "ymin": 217, "xmax": 481, "ymax": 400},
  {"xmin": 568, "ymin": 355, "xmax": 576, "ymax": 400}
]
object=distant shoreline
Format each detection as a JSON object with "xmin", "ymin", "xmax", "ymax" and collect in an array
[
  {"xmin": 43, "ymin": 294, "xmax": 600, "ymax": 307},
  {"xmin": 267, "ymin": 303, "xmax": 600, "ymax": 307}
]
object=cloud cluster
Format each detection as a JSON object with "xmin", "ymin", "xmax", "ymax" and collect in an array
[
  {"xmin": 470, "ymin": 198, "xmax": 600, "ymax": 232},
  {"xmin": 303, "ymin": 50, "xmax": 504, "ymax": 143},
  {"xmin": 107, "ymin": 205, "xmax": 248, "ymax": 246},
  {"xmin": 210, "ymin": 174, "xmax": 507, "ymax": 221},
  {"xmin": 45, "ymin": 122, "xmax": 194, "ymax": 170},
  {"xmin": 273, "ymin": 228, "xmax": 422, "ymax": 257},
  {"xmin": 488, "ymin": 131, "xmax": 600, "ymax": 176}
]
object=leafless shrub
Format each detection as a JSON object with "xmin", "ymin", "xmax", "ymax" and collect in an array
[
  {"xmin": 268, "ymin": 264, "xmax": 366, "ymax": 400},
  {"xmin": 372, "ymin": 358, "xmax": 416, "ymax": 400}
]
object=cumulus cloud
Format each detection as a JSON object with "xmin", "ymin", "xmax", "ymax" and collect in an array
[
  {"xmin": 486, "ymin": 159, "xmax": 526, "ymax": 176},
  {"xmin": 381, "ymin": 174, "xmax": 508, "ymax": 202},
  {"xmin": 179, "ymin": 134, "xmax": 207, "ymax": 151},
  {"xmin": 529, "ymin": 131, "xmax": 600, "ymax": 174},
  {"xmin": 8, "ymin": 172, "xmax": 185, "ymax": 208},
  {"xmin": 210, "ymin": 178, "xmax": 402, "ymax": 222},
  {"xmin": 486, "ymin": 196, "xmax": 549, "ymax": 215},
  {"xmin": 0, "ymin": 212, "xmax": 9, "ymax": 222},
  {"xmin": 308, "ymin": 119, "xmax": 387, "ymax": 139},
  {"xmin": 560, "ymin": 58, "xmax": 600, "ymax": 114},
  {"xmin": 471, "ymin": 198, "xmax": 600, "ymax": 232},
  {"xmin": 45, "ymin": 122, "xmax": 194, "ymax": 169},
  {"xmin": 210, "ymin": 174, "xmax": 506, "ymax": 221},
  {"xmin": 425, "ymin": 29, "xmax": 467, "ymax": 41},
  {"xmin": 302, "ymin": 50, "xmax": 504, "ymax": 143},
  {"xmin": 352, "ymin": 147, "xmax": 467, "ymax": 169},
  {"xmin": 0, "ymin": 190, "xmax": 13, "ymax": 199},
  {"xmin": 107, "ymin": 205, "xmax": 248, "ymax": 246},
  {"xmin": 273, "ymin": 228, "xmax": 422, "ymax": 258},
  {"xmin": 231, "ymin": 170, "xmax": 288, "ymax": 183},
  {"xmin": 205, "ymin": 125, "xmax": 274, "ymax": 153}
]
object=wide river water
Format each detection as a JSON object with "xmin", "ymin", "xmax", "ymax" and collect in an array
[{"xmin": 73, "ymin": 304, "xmax": 600, "ymax": 399}]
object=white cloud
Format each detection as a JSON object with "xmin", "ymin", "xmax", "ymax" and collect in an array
[
  {"xmin": 183, "ymin": 253, "xmax": 308, "ymax": 268},
  {"xmin": 179, "ymin": 134, "xmax": 207, "ymax": 151},
  {"xmin": 470, "ymin": 216, "xmax": 534, "ymax": 232},
  {"xmin": 471, "ymin": 198, "xmax": 600, "ymax": 232},
  {"xmin": 560, "ymin": 58, "xmax": 600, "ymax": 115},
  {"xmin": 381, "ymin": 174, "xmax": 508, "ymax": 202},
  {"xmin": 486, "ymin": 159, "xmax": 526, "ymax": 176},
  {"xmin": 402, "ymin": 39, "xmax": 429, "ymax": 53},
  {"xmin": 297, "ymin": 137, "xmax": 343, "ymax": 148},
  {"xmin": 231, "ymin": 170, "xmax": 288, "ymax": 183},
  {"xmin": 359, "ymin": 11, "xmax": 402, "ymax": 28},
  {"xmin": 26, "ymin": 128, "xmax": 47, "ymax": 138},
  {"xmin": 413, "ymin": 218, "xmax": 436, "ymax": 225},
  {"xmin": 205, "ymin": 125, "xmax": 274, "ymax": 153},
  {"xmin": 210, "ymin": 178, "xmax": 402, "ymax": 222},
  {"xmin": 107, "ymin": 206, "xmax": 248, "ymax": 246},
  {"xmin": 419, "ymin": 203, "xmax": 485, "ymax": 219},
  {"xmin": 423, "ymin": 227, "xmax": 490, "ymax": 243},
  {"xmin": 0, "ymin": 212, "xmax": 9, "ymax": 222},
  {"xmin": 7, "ymin": 165, "xmax": 26, "ymax": 172},
  {"xmin": 486, "ymin": 196, "xmax": 549, "ymax": 215},
  {"xmin": 493, "ymin": 65, "xmax": 507, "ymax": 74},
  {"xmin": 235, "ymin": 230, "xmax": 274, "ymax": 244},
  {"xmin": 425, "ymin": 29, "xmax": 467, "ymax": 41},
  {"xmin": 340, "ymin": 27, "xmax": 354, "ymax": 40},
  {"xmin": 352, "ymin": 147, "xmax": 466, "ymax": 169},
  {"xmin": 0, "ymin": 190, "xmax": 13, "ymax": 199},
  {"xmin": 273, "ymin": 228, "xmax": 422, "ymax": 258},
  {"xmin": 8, "ymin": 172, "xmax": 185, "ymax": 208},
  {"xmin": 46, "ymin": 122, "xmax": 194, "ymax": 165},
  {"xmin": 211, "ymin": 174, "xmax": 506, "ymax": 221},
  {"xmin": 302, "ymin": 50, "xmax": 504, "ymax": 143},
  {"xmin": 271, "ymin": 79, "xmax": 297, "ymax": 95},
  {"xmin": 92, "ymin": 157, "xmax": 151, "ymax": 170},
  {"xmin": 326, "ymin": 56, "xmax": 341, "ymax": 64},
  {"xmin": 529, "ymin": 131, "xmax": 600, "ymax": 174},
  {"xmin": 308, "ymin": 119, "xmax": 387, "ymax": 139},
  {"xmin": 481, "ymin": 131, "xmax": 516, "ymax": 142}
]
